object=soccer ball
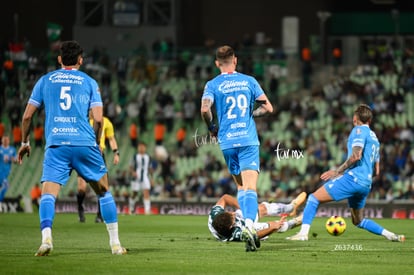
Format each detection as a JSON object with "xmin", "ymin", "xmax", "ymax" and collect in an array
[{"xmin": 325, "ymin": 216, "xmax": 346, "ymax": 236}]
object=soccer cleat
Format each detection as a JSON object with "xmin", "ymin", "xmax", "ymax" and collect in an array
[
  {"xmin": 95, "ymin": 216, "xmax": 103, "ymax": 223},
  {"xmin": 35, "ymin": 238, "xmax": 53, "ymax": 256},
  {"xmin": 111, "ymin": 244, "xmax": 128, "ymax": 255},
  {"xmin": 289, "ymin": 192, "xmax": 307, "ymax": 217},
  {"xmin": 242, "ymin": 227, "xmax": 260, "ymax": 252},
  {"xmin": 79, "ymin": 209, "xmax": 85, "ymax": 223},
  {"xmin": 293, "ymin": 214, "xmax": 303, "ymax": 228},
  {"xmin": 286, "ymin": 232, "xmax": 308, "ymax": 241},
  {"xmin": 391, "ymin": 234, "xmax": 405, "ymax": 242}
]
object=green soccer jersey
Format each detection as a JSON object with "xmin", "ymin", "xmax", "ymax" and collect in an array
[{"xmin": 208, "ymin": 205, "xmax": 244, "ymax": 242}]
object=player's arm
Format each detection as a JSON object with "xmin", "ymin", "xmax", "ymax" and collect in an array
[
  {"xmin": 373, "ymin": 161, "xmax": 380, "ymax": 177},
  {"xmin": 18, "ymin": 103, "xmax": 37, "ymax": 164},
  {"xmin": 215, "ymin": 194, "xmax": 240, "ymax": 209},
  {"xmin": 257, "ymin": 217, "xmax": 286, "ymax": 238},
  {"xmin": 320, "ymin": 146, "xmax": 362, "ymax": 181},
  {"xmin": 253, "ymin": 94, "xmax": 274, "ymax": 117},
  {"xmin": 108, "ymin": 136, "xmax": 120, "ymax": 165},
  {"xmin": 90, "ymin": 106, "xmax": 103, "ymax": 145},
  {"xmin": 200, "ymin": 98, "xmax": 217, "ymax": 136}
]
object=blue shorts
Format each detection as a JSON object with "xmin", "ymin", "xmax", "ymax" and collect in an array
[
  {"xmin": 222, "ymin": 146, "xmax": 260, "ymax": 175},
  {"xmin": 324, "ymin": 173, "xmax": 370, "ymax": 210},
  {"xmin": 41, "ymin": 146, "xmax": 107, "ymax": 185}
]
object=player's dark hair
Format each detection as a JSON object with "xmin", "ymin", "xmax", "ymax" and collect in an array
[
  {"xmin": 354, "ymin": 104, "xmax": 372, "ymax": 124},
  {"xmin": 60, "ymin": 40, "xmax": 83, "ymax": 66},
  {"xmin": 212, "ymin": 212, "xmax": 234, "ymax": 238},
  {"xmin": 216, "ymin": 45, "xmax": 235, "ymax": 65}
]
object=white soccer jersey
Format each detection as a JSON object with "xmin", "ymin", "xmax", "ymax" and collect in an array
[{"xmin": 130, "ymin": 153, "xmax": 151, "ymax": 191}]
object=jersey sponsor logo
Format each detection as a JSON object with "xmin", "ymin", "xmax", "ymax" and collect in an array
[
  {"xmin": 52, "ymin": 127, "xmax": 79, "ymax": 134},
  {"xmin": 49, "ymin": 72, "xmax": 84, "ymax": 84},
  {"xmin": 218, "ymin": 80, "xmax": 249, "ymax": 93},
  {"xmin": 250, "ymin": 161, "xmax": 257, "ymax": 166},
  {"xmin": 328, "ymin": 183, "xmax": 334, "ymax": 189},
  {"xmin": 230, "ymin": 122, "xmax": 246, "ymax": 129},
  {"xmin": 226, "ymin": 130, "xmax": 248, "ymax": 138}
]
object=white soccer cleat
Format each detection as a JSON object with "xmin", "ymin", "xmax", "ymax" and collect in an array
[
  {"xmin": 293, "ymin": 214, "xmax": 303, "ymax": 227},
  {"xmin": 35, "ymin": 238, "xmax": 53, "ymax": 256},
  {"xmin": 241, "ymin": 227, "xmax": 260, "ymax": 252},
  {"xmin": 286, "ymin": 232, "xmax": 308, "ymax": 241},
  {"xmin": 111, "ymin": 244, "xmax": 128, "ymax": 255},
  {"xmin": 391, "ymin": 234, "xmax": 405, "ymax": 242},
  {"xmin": 290, "ymin": 192, "xmax": 307, "ymax": 217}
]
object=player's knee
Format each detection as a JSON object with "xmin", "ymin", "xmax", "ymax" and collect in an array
[{"xmin": 307, "ymin": 194, "xmax": 320, "ymax": 206}]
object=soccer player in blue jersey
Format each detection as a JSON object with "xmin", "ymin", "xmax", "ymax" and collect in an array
[
  {"xmin": 17, "ymin": 40, "xmax": 127, "ymax": 256},
  {"xmin": 287, "ymin": 104, "xmax": 405, "ymax": 242},
  {"xmin": 201, "ymin": 45, "xmax": 273, "ymax": 251},
  {"xmin": 0, "ymin": 135, "xmax": 17, "ymax": 208}
]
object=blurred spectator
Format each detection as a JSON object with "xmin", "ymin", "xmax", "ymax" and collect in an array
[
  {"xmin": 31, "ymin": 183, "xmax": 42, "ymax": 210},
  {"xmin": 33, "ymin": 122, "xmax": 44, "ymax": 148},
  {"xmin": 12, "ymin": 124, "xmax": 22, "ymax": 147},
  {"xmin": 129, "ymin": 122, "xmax": 138, "ymax": 147},
  {"xmin": 0, "ymin": 121, "xmax": 4, "ymax": 144},
  {"xmin": 176, "ymin": 125, "xmax": 186, "ymax": 148},
  {"xmin": 154, "ymin": 119, "xmax": 166, "ymax": 145}
]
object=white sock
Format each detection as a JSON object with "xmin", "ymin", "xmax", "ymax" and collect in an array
[
  {"xmin": 263, "ymin": 202, "xmax": 293, "ymax": 216},
  {"xmin": 129, "ymin": 197, "xmax": 136, "ymax": 214},
  {"xmin": 41, "ymin": 227, "xmax": 52, "ymax": 243},
  {"xmin": 381, "ymin": 229, "xmax": 395, "ymax": 240},
  {"xmin": 245, "ymin": 218, "xmax": 254, "ymax": 230},
  {"xmin": 106, "ymin": 222, "xmax": 120, "ymax": 246},
  {"xmin": 299, "ymin": 224, "xmax": 310, "ymax": 235},
  {"xmin": 277, "ymin": 222, "xmax": 289, "ymax": 233},
  {"xmin": 144, "ymin": 199, "xmax": 151, "ymax": 214}
]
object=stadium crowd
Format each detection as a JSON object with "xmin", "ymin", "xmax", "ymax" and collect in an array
[{"xmin": 1, "ymin": 39, "xmax": 414, "ymax": 203}]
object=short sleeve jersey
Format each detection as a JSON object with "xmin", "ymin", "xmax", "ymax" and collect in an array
[
  {"xmin": 202, "ymin": 72, "xmax": 264, "ymax": 150},
  {"xmin": 208, "ymin": 205, "xmax": 244, "ymax": 242},
  {"xmin": 29, "ymin": 68, "xmax": 103, "ymax": 148},
  {"xmin": 347, "ymin": 125, "xmax": 380, "ymax": 187},
  {"xmin": 90, "ymin": 117, "xmax": 114, "ymax": 149},
  {"xmin": 0, "ymin": 145, "xmax": 16, "ymax": 179},
  {"xmin": 130, "ymin": 153, "xmax": 151, "ymax": 183}
]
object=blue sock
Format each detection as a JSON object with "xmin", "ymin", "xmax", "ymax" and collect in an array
[
  {"xmin": 39, "ymin": 194, "xmax": 56, "ymax": 230},
  {"xmin": 237, "ymin": 189, "xmax": 246, "ymax": 216},
  {"xmin": 357, "ymin": 218, "xmax": 383, "ymax": 235},
  {"xmin": 99, "ymin": 192, "xmax": 118, "ymax": 223},
  {"xmin": 0, "ymin": 181, "xmax": 9, "ymax": 201},
  {"xmin": 302, "ymin": 194, "xmax": 320, "ymax": 225},
  {"xmin": 243, "ymin": 190, "xmax": 258, "ymax": 222}
]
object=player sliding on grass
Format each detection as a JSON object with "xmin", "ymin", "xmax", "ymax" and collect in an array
[
  {"xmin": 208, "ymin": 192, "xmax": 306, "ymax": 246},
  {"xmin": 201, "ymin": 45, "xmax": 273, "ymax": 252},
  {"xmin": 18, "ymin": 40, "xmax": 127, "ymax": 256},
  {"xmin": 287, "ymin": 104, "xmax": 405, "ymax": 242}
]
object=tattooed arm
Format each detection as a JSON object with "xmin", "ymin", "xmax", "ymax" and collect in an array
[
  {"xmin": 320, "ymin": 146, "xmax": 362, "ymax": 181},
  {"xmin": 200, "ymin": 98, "xmax": 218, "ymax": 136},
  {"xmin": 253, "ymin": 94, "xmax": 273, "ymax": 117}
]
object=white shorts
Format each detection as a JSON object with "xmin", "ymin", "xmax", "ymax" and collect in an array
[{"xmin": 131, "ymin": 178, "xmax": 151, "ymax": 192}]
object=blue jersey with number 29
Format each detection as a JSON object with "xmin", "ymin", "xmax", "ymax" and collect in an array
[
  {"xmin": 28, "ymin": 68, "xmax": 103, "ymax": 148},
  {"xmin": 346, "ymin": 125, "xmax": 380, "ymax": 188},
  {"xmin": 202, "ymin": 72, "xmax": 264, "ymax": 150}
]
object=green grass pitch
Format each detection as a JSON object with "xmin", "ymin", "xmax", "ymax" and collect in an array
[{"xmin": 0, "ymin": 213, "xmax": 411, "ymax": 274}]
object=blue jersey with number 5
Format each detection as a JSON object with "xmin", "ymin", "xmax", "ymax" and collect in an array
[
  {"xmin": 28, "ymin": 68, "xmax": 102, "ymax": 148},
  {"xmin": 202, "ymin": 72, "xmax": 264, "ymax": 150},
  {"xmin": 347, "ymin": 125, "xmax": 380, "ymax": 187}
]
